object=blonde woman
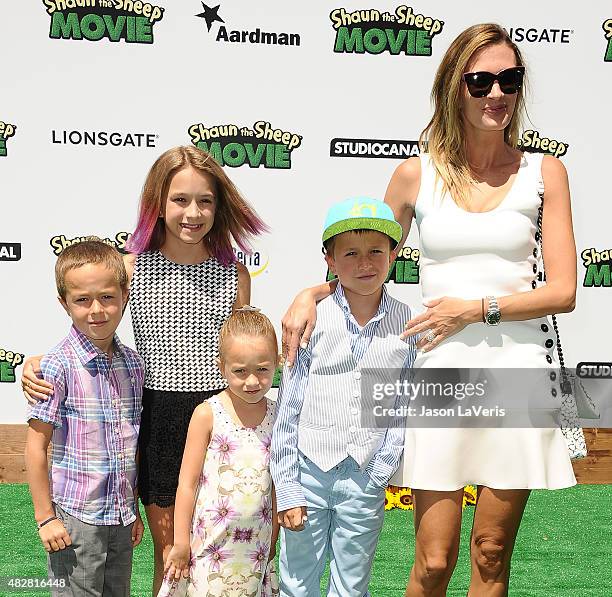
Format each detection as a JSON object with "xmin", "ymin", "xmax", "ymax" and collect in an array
[{"xmin": 282, "ymin": 24, "xmax": 578, "ymax": 596}]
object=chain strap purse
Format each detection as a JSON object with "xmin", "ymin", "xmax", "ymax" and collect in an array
[
  {"xmin": 536, "ymin": 193, "xmax": 600, "ymax": 421},
  {"xmin": 537, "ymin": 190, "xmax": 599, "ymax": 460}
]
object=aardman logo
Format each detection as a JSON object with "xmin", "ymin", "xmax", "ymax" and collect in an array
[
  {"xmin": 330, "ymin": 6, "xmax": 444, "ymax": 56},
  {"xmin": 0, "ymin": 348, "xmax": 24, "ymax": 384},
  {"xmin": 326, "ymin": 245, "xmax": 420, "ymax": 284},
  {"xmin": 518, "ymin": 130, "xmax": 568, "ymax": 158},
  {"xmin": 233, "ymin": 245, "xmax": 270, "ymax": 278},
  {"xmin": 50, "ymin": 232, "xmax": 131, "ymax": 256},
  {"xmin": 0, "ymin": 121, "xmax": 17, "ymax": 157},
  {"xmin": 604, "ymin": 19, "xmax": 612, "ymax": 61},
  {"xmin": 42, "ymin": 0, "xmax": 165, "ymax": 44},
  {"xmin": 189, "ymin": 121, "xmax": 302, "ymax": 169},
  {"xmin": 196, "ymin": 2, "xmax": 300, "ymax": 47},
  {"xmin": 581, "ymin": 248, "xmax": 612, "ymax": 287}
]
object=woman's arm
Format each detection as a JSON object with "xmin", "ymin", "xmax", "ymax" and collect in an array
[
  {"xmin": 498, "ymin": 155, "xmax": 576, "ymax": 315},
  {"xmin": 233, "ymin": 262, "xmax": 251, "ymax": 310},
  {"xmin": 383, "ymin": 156, "xmax": 420, "ymax": 250},
  {"xmin": 281, "ymin": 279, "xmax": 336, "ymax": 367},
  {"xmin": 404, "ymin": 156, "xmax": 577, "ymax": 351},
  {"xmin": 164, "ymin": 403, "xmax": 212, "ymax": 581}
]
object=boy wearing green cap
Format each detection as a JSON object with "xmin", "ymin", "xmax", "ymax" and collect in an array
[{"xmin": 271, "ymin": 198, "xmax": 417, "ymax": 596}]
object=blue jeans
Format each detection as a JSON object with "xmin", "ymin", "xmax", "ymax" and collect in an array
[{"xmin": 280, "ymin": 454, "xmax": 385, "ymax": 597}]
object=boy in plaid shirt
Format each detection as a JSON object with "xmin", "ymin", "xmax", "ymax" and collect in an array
[{"xmin": 26, "ymin": 239, "xmax": 145, "ymax": 596}]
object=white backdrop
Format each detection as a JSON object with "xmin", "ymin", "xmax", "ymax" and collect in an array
[{"xmin": 1, "ymin": 1, "xmax": 611, "ymax": 423}]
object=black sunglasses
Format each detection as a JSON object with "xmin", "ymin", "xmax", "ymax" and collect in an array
[{"xmin": 462, "ymin": 66, "xmax": 525, "ymax": 98}]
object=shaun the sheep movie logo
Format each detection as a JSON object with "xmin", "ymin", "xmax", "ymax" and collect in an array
[
  {"xmin": 50, "ymin": 232, "xmax": 131, "ymax": 255},
  {"xmin": 42, "ymin": 0, "xmax": 164, "ymax": 43},
  {"xmin": 604, "ymin": 20, "xmax": 612, "ymax": 61},
  {"xmin": 0, "ymin": 348, "xmax": 24, "ymax": 383},
  {"xmin": 327, "ymin": 245, "xmax": 420, "ymax": 284},
  {"xmin": 582, "ymin": 248, "xmax": 612, "ymax": 287},
  {"xmin": 331, "ymin": 6, "xmax": 444, "ymax": 56},
  {"xmin": 0, "ymin": 121, "xmax": 16, "ymax": 157},
  {"xmin": 189, "ymin": 122, "xmax": 302, "ymax": 169},
  {"xmin": 518, "ymin": 130, "xmax": 568, "ymax": 158}
]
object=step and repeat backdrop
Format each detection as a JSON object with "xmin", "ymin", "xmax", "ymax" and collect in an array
[{"xmin": 1, "ymin": 1, "xmax": 610, "ymax": 423}]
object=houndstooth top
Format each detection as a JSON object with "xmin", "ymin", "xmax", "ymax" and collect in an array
[{"xmin": 129, "ymin": 251, "xmax": 237, "ymax": 392}]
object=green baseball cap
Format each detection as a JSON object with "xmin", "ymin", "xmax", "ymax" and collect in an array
[{"xmin": 322, "ymin": 197, "xmax": 403, "ymax": 247}]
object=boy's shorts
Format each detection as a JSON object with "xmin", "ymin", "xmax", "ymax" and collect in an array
[{"xmin": 48, "ymin": 504, "xmax": 134, "ymax": 597}]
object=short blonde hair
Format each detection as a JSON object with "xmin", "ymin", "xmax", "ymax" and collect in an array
[
  {"xmin": 421, "ymin": 23, "xmax": 527, "ymax": 206},
  {"xmin": 218, "ymin": 310, "xmax": 278, "ymax": 361},
  {"xmin": 55, "ymin": 237, "xmax": 128, "ymax": 299}
]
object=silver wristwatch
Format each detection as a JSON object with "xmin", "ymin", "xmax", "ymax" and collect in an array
[{"xmin": 485, "ymin": 296, "xmax": 501, "ymax": 326}]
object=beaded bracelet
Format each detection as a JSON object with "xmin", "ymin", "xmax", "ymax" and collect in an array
[{"xmin": 37, "ymin": 515, "xmax": 58, "ymax": 529}]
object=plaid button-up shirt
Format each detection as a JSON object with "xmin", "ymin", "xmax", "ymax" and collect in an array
[{"xmin": 28, "ymin": 325, "xmax": 144, "ymax": 526}]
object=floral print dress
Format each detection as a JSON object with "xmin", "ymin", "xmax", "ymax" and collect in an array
[{"xmin": 158, "ymin": 395, "xmax": 279, "ymax": 597}]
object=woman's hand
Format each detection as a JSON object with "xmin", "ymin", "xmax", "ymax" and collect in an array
[
  {"xmin": 402, "ymin": 297, "xmax": 481, "ymax": 351},
  {"xmin": 164, "ymin": 543, "xmax": 191, "ymax": 582},
  {"xmin": 21, "ymin": 356, "xmax": 53, "ymax": 404},
  {"xmin": 281, "ymin": 290, "xmax": 318, "ymax": 367}
]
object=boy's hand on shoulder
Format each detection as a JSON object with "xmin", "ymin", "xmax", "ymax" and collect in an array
[
  {"xmin": 278, "ymin": 506, "xmax": 307, "ymax": 531},
  {"xmin": 38, "ymin": 519, "xmax": 71, "ymax": 552},
  {"xmin": 164, "ymin": 543, "xmax": 191, "ymax": 581},
  {"xmin": 132, "ymin": 513, "xmax": 145, "ymax": 547}
]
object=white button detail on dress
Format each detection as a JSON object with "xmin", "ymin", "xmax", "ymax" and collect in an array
[
  {"xmin": 354, "ymin": 371, "xmax": 361, "ymax": 380},
  {"xmin": 353, "ymin": 390, "xmax": 360, "ymax": 398},
  {"xmin": 349, "ymin": 426, "xmax": 357, "ymax": 433}
]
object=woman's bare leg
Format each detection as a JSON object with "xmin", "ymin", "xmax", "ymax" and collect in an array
[
  {"xmin": 405, "ymin": 489, "xmax": 464, "ymax": 597},
  {"xmin": 468, "ymin": 486, "xmax": 530, "ymax": 596}
]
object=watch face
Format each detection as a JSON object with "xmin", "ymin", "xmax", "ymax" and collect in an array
[{"xmin": 486, "ymin": 311, "xmax": 501, "ymax": 325}]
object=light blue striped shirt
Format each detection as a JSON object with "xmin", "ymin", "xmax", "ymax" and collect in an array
[{"xmin": 271, "ymin": 283, "xmax": 416, "ymax": 512}]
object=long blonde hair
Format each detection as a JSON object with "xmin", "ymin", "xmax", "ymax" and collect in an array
[{"xmin": 420, "ymin": 23, "xmax": 527, "ymax": 206}]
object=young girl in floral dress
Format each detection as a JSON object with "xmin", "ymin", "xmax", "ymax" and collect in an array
[{"xmin": 159, "ymin": 309, "xmax": 280, "ymax": 597}]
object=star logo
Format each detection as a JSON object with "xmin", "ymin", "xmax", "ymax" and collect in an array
[{"xmin": 196, "ymin": 2, "xmax": 224, "ymax": 32}]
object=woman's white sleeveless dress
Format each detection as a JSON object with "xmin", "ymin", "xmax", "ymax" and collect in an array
[{"xmin": 390, "ymin": 152, "xmax": 577, "ymax": 490}]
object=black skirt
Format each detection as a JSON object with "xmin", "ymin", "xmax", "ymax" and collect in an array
[{"xmin": 138, "ymin": 387, "xmax": 224, "ymax": 508}]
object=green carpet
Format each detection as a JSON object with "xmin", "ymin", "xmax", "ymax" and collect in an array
[{"xmin": 1, "ymin": 484, "xmax": 610, "ymax": 596}]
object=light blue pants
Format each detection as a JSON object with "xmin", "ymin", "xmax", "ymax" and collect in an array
[{"xmin": 280, "ymin": 454, "xmax": 385, "ymax": 597}]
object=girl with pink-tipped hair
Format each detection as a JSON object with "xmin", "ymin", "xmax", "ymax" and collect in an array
[{"xmin": 23, "ymin": 146, "xmax": 268, "ymax": 594}]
